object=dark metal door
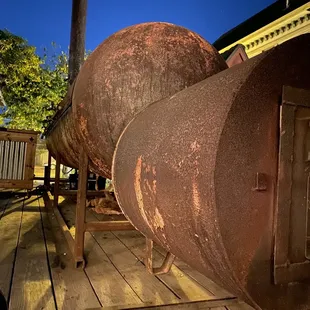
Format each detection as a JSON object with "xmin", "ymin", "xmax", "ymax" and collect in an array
[{"xmin": 274, "ymin": 85, "xmax": 310, "ymax": 284}]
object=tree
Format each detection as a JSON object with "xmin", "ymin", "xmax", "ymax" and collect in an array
[{"xmin": 0, "ymin": 30, "xmax": 68, "ymax": 132}]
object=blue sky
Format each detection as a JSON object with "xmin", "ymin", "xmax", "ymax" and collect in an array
[{"xmin": 1, "ymin": 0, "xmax": 274, "ymax": 54}]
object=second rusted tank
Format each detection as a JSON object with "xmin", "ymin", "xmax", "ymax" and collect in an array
[{"xmin": 71, "ymin": 22, "xmax": 227, "ymax": 177}]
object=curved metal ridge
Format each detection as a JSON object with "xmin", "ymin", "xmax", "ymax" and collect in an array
[{"xmin": 44, "ymin": 103, "xmax": 72, "ymax": 137}]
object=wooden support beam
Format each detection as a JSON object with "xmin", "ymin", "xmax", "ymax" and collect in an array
[
  {"xmin": 35, "ymin": 177, "xmax": 68, "ymax": 183},
  {"xmin": 0, "ymin": 180, "xmax": 33, "ymax": 189},
  {"xmin": 74, "ymin": 149, "xmax": 88, "ymax": 268},
  {"xmin": 53, "ymin": 153, "xmax": 61, "ymax": 209},
  {"xmin": 44, "ymin": 152, "xmax": 52, "ymax": 188},
  {"xmin": 24, "ymin": 140, "xmax": 37, "ymax": 182},
  {"xmin": 43, "ymin": 192, "xmax": 75, "ymax": 258},
  {"xmin": 85, "ymin": 221, "xmax": 134, "ymax": 232},
  {"xmin": 58, "ymin": 189, "xmax": 108, "ymax": 197}
]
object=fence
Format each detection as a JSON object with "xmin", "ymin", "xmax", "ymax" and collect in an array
[{"xmin": 0, "ymin": 129, "xmax": 39, "ymax": 189}]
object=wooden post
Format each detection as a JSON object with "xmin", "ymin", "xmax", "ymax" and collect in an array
[
  {"xmin": 74, "ymin": 149, "xmax": 88, "ymax": 268},
  {"xmin": 54, "ymin": 153, "xmax": 61, "ymax": 209},
  {"xmin": 44, "ymin": 152, "xmax": 52, "ymax": 188},
  {"xmin": 68, "ymin": 0, "xmax": 88, "ymax": 84}
]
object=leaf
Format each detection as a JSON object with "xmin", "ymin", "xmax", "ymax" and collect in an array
[{"xmin": 0, "ymin": 30, "xmax": 77, "ymax": 132}]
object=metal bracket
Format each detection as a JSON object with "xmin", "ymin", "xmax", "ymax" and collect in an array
[
  {"xmin": 252, "ymin": 172, "xmax": 267, "ymax": 191},
  {"xmin": 145, "ymin": 238, "xmax": 175, "ymax": 275}
]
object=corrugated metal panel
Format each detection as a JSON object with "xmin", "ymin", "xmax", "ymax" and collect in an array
[
  {"xmin": 3, "ymin": 141, "xmax": 9, "ymax": 178},
  {"xmin": 0, "ymin": 140, "xmax": 26, "ymax": 180},
  {"xmin": 20, "ymin": 142, "xmax": 26, "ymax": 180},
  {"xmin": 7, "ymin": 141, "xmax": 14, "ymax": 179},
  {"xmin": 12, "ymin": 141, "xmax": 19, "ymax": 180}
]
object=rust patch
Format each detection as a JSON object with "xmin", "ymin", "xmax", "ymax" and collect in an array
[
  {"xmin": 105, "ymin": 78, "xmax": 112, "ymax": 90},
  {"xmin": 152, "ymin": 180, "xmax": 157, "ymax": 195},
  {"xmin": 79, "ymin": 115, "xmax": 88, "ymax": 135},
  {"xmin": 192, "ymin": 180, "xmax": 201, "ymax": 217},
  {"xmin": 144, "ymin": 179, "xmax": 154, "ymax": 195},
  {"xmin": 190, "ymin": 140, "xmax": 201, "ymax": 152},
  {"xmin": 145, "ymin": 164, "xmax": 151, "ymax": 173},
  {"xmin": 152, "ymin": 166, "xmax": 157, "ymax": 194},
  {"xmin": 134, "ymin": 156, "xmax": 152, "ymax": 229},
  {"xmin": 154, "ymin": 208, "xmax": 165, "ymax": 230}
]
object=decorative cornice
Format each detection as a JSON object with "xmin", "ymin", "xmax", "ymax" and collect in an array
[
  {"xmin": 219, "ymin": 2, "xmax": 310, "ymax": 58},
  {"xmin": 245, "ymin": 13, "xmax": 310, "ymax": 54}
]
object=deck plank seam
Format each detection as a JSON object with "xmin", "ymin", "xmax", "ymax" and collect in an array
[
  {"xmin": 60, "ymin": 202, "xmax": 142, "ymax": 307},
  {"xmin": 7, "ymin": 196, "xmax": 25, "ymax": 306},
  {"xmin": 82, "ymin": 262, "xmax": 104, "ymax": 308},
  {"xmin": 41, "ymin": 195, "xmax": 102, "ymax": 309},
  {"xmin": 152, "ymin": 246, "xmax": 215, "ymax": 297},
  {"xmin": 88, "ymin": 230, "xmax": 144, "ymax": 304},
  {"xmin": 38, "ymin": 194, "xmax": 59, "ymax": 310}
]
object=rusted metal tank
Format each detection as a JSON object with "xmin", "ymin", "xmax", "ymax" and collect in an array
[
  {"xmin": 46, "ymin": 85, "xmax": 100, "ymax": 173},
  {"xmin": 46, "ymin": 84, "xmax": 80, "ymax": 169},
  {"xmin": 112, "ymin": 34, "xmax": 310, "ymax": 310},
  {"xmin": 71, "ymin": 22, "xmax": 227, "ymax": 178}
]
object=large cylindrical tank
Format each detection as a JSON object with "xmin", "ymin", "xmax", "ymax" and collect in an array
[
  {"xmin": 71, "ymin": 22, "xmax": 227, "ymax": 177},
  {"xmin": 112, "ymin": 35, "xmax": 310, "ymax": 310}
]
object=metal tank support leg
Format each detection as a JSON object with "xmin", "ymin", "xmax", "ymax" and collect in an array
[
  {"xmin": 53, "ymin": 153, "xmax": 60, "ymax": 209},
  {"xmin": 44, "ymin": 152, "xmax": 52, "ymax": 189},
  {"xmin": 74, "ymin": 150, "xmax": 88, "ymax": 268},
  {"xmin": 145, "ymin": 238, "xmax": 175, "ymax": 275},
  {"xmin": 47, "ymin": 150, "xmax": 134, "ymax": 269}
]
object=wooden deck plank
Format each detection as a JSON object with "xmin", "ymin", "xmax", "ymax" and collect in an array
[
  {"xmin": 0, "ymin": 193, "xmax": 253, "ymax": 310},
  {"xmin": 90, "ymin": 212, "xmax": 228, "ymax": 300},
  {"xmin": 113, "ymin": 230, "xmax": 217, "ymax": 302},
  {"xmin": 39, "ymin": 197, "xmax": 101, "ymax": 310},
  {"xmin": 86, "ymin": 210, "xmax": 180, "ymax": 305},
  {"xmin": 9, "ymin": 195, "xmax": 56, "ymax": 310},
  {"xmin": 0, "ymin": 195, "xmax": 24, "ymax": 300},
  {"xmin": 58, "ymin": 199, "xmax": 142, "ymax": 307}
]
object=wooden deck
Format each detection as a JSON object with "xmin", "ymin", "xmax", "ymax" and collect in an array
[{"xmin": 0, "ymin": 191, "xmax": 253, "ymax": 310}]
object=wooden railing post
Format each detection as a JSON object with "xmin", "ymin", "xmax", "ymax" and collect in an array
[
  {"xmin": 74, "ymin": 149, "xmax": 88, "ymax": 268},
  {"xmin": 53, "ymin": 153, "xmax": 61, "ymax": 209},
  {"xmin": 44, "ymin": 152, "xmax": 52, "ymax": 188}
]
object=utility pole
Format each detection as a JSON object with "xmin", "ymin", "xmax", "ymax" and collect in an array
[{"xmin": 68, "ymin": 0, "xmax": 88, "ymax": 85}]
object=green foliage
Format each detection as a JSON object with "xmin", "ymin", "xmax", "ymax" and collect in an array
[{"xmin": 0, "ymin": 29, "xmax": 68, "ymax": 132}]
